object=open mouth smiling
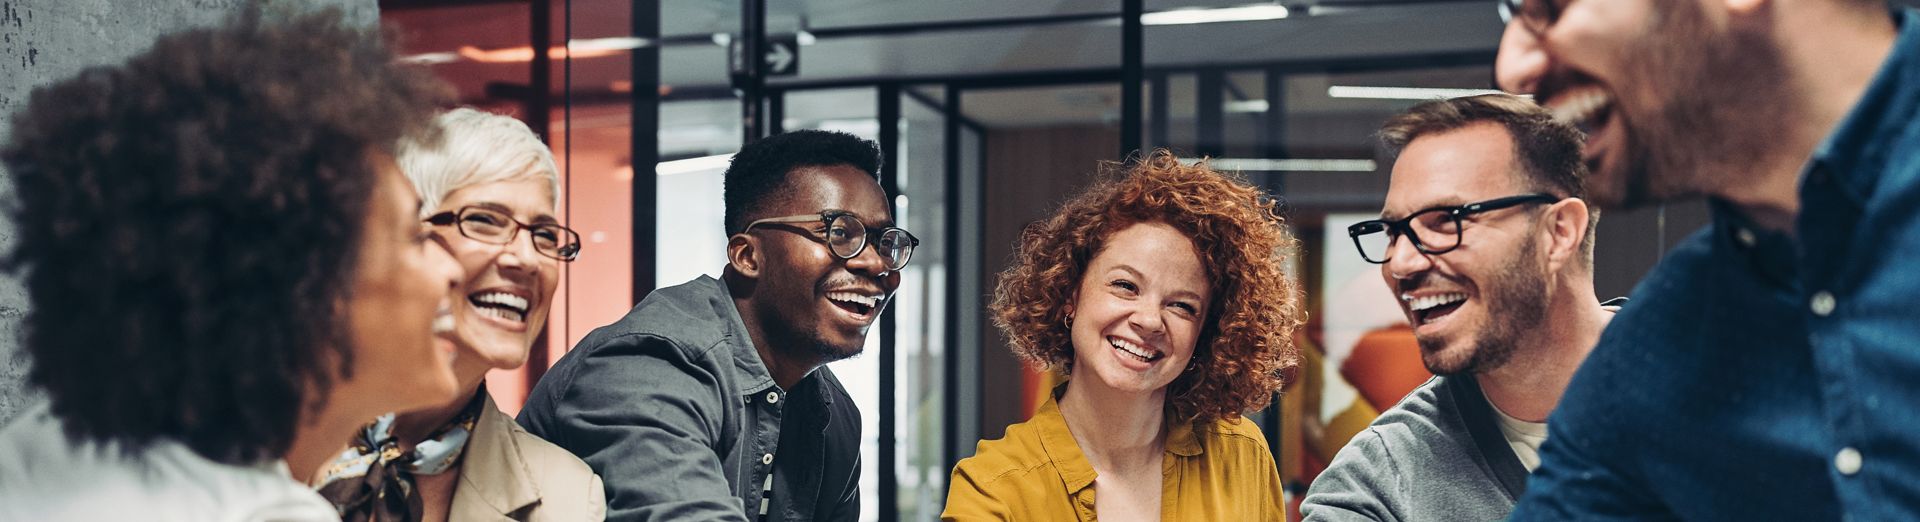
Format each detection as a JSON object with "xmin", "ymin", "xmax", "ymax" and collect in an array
[
  {"xmin": 1404, "ymin": 292, "xmax": 1467, "ymax": 326},
  {"xmin": 826, "ymin": 290, "xmax": 883, "ymax": 319},
  {"xmin": 469, "ymin": 290, "xmax": 531, "ymax": 325},
  {"xmin": 1109, "ymin": 336, "xmax": 1164, "ymax": 363}
]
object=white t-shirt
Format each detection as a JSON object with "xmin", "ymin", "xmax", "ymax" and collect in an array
[
  {"xmin": 1490, "ymin": 404, "xmax": 1550, "ymax": 472},
  {"xmin": 0, "ymin": 404, "xmax": 338, "ymax": 521}
]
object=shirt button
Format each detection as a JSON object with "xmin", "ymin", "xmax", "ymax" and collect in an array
[
  {"xmin": 1811, "ymin": 291, "xmax": 1837, "ymax": 317},
  {"xmin": 1735, "ymin": 228, "xmax": 1757, "ymax": 248},
  {"xmin": 762, "ymin": 453, "xmax": 775, "ymax": 465},
  {"xmin": 1836, "ymin": 447, "xmax": 1863, "ymax": 476},
  {"xmin": 766, "ymin": 392, "xmax": 780, "ymax": 404}
]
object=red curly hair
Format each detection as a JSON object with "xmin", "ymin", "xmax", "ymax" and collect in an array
[{"xmin": 991, "ymin": 150, "xmax": 1305, "ymax": 424}]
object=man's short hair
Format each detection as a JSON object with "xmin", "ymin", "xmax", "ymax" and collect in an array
[
  {"xmin": 0, "ymin": 7, "xmax": 448, "ymax": 464},
  {"xmin": 722, "ymin": 130, "xmax": 883, "ymax": 235},
  {"xmin": 1377, "ymin": 93, "xmax": 1598, "ymax": 261}
]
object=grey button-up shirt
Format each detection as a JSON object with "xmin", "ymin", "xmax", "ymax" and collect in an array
[{"xmin": 519, "ymin": 275, "xmax": 861, "ymax": 521}]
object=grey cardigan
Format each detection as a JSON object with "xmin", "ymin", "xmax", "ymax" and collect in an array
[{"xmin": 1300, "ymin": 374, "xmax": 1531, "ymax": 521}]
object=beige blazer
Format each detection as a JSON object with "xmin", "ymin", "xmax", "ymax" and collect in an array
[{"xmin": 448, "ymin": 393, "xmax": 606, "ymax": 521}]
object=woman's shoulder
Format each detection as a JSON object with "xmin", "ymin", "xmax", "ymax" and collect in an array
[
  {"xmin": 1191, "ymin": 415, "xmax": 1275, "ymax": 459},
  {"xmin": 954, "ymin": 416, "xmax": 1052, "ymax": 481},
  {"xmin": 456, "ymin": 400, "xmax": 605, "ymax": 521}
]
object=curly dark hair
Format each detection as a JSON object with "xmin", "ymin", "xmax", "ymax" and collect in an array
[
  {"xmin": 0, "ymin": 7, "xmax": 449, "ymax": 465},
  {"xmin": 722, "ymin": 129, "xmax": 883, "ymax": 234},
  {"xmin": 991, "ymin": 150, "xmax": 1305, "ymax": 424}
]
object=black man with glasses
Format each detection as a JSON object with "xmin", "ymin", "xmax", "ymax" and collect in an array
[
  {"xmin": 521, "ymin": 130, "xmax": 905, "ymax": 521},
  {"xmin": 1303, "ymin": 94, "xmax": 1618, "ymax": 521}
]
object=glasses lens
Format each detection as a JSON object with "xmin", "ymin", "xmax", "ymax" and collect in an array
[
  {"xmin": 1408, "ymin": 209, "xmax": 1462, "ymax": 253},
  {"xmin": 826, "ymin": 214, "xmax": 866, "ymax": 259},
  {"xmin": 459, "ymin": 207, "xmax": 515, "ymax": 243},
  {"xmin": 531, "ymin": 224, "xmax": 582, "ymax": 261},
  {"xmin": 1350, "ymin": 222, "xmax": 1392, "ymax": 263},
  {"xmin": 877, "ymin": 229, "xmax": 914, "ymax": 269}
]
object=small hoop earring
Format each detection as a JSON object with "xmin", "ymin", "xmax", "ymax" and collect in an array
[{"xmin": 1064, "ymin": 313, "xmax": 1074, "ymax": 330}]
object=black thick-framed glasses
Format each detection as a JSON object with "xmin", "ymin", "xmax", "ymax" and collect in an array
[
  {"xmin": 1347, "ymin": 193, "xmax": 1561, "ymax": 264},
  {"xmin": 1498, "ymin": 0, "xmax": 1560, "ymax": 36},
  {"xmin": 426, "ymin": 205, "xmax": 582, "ymax": 262},
  {"xmin": 743, "ymin": 209, "xmax": 921, "ymax": 271}
]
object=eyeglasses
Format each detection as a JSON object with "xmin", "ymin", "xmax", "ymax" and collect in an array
[
  {"xmin": 1498, "ymin": 0, "xmax": 1559, "ymax": 37},
  {"xmin": 743, "ymin": 210, "xmax": 920, "ymax": 271},
  {"xmin": 426, "ymin": 206, "xmax": 581, "ymax": 262},
  {"xmin": 1347, "ymin": 193, "xmax": 1561, "ymax": 264}
]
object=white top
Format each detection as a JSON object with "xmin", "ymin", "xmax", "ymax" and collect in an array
[
  {"xmin": 1490, "ymin": 404, "xmax": 1549, "ymax": 472},
  {"xmin": 0, "ymin": 404, "xmax": 338, "ymax": 522}
]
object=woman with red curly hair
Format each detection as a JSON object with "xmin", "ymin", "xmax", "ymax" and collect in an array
[{"xmin": 942, "ymin": 151, "xmax": 1304, "ymax": 521}]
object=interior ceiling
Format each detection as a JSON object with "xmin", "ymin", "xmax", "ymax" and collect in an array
[{"xmin": 382, "ymin": 0, "xmax": 1516, "ymax": 158}]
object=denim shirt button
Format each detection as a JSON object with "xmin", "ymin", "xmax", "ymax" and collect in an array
[
  {"xmin": 1735, "ymin": 228, "xmax": 1757, "ymax": 248},
  {"xmin": 767, "ymin": 391, "xmax": 781, "ymax": 404},
  {"xmin": 1811, "ymin": 291, "xmax": 1837, "ymax": 317},
  {"xmin": 1836, "ymin": 447, "xmax": 1863, "ymax": 476},
  {"xmin": 762, "ymin": 452, "xmax": 775, "ymax": 465}
]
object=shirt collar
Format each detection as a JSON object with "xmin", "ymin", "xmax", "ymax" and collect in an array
[
  {"xmin": 703, "ymin": 275, "xmax": 778, "ymax": 394},
  {"xmin": 458, "ymin": 391, "xmax": 543, "ymax": 515},
  {"xmin": 1032, "ymin": 386, "xmax": 1207, "ymax": 494},
  {"xmin": 1806, "ymin": 8, "xmax": 1920, "ymax": 206}
]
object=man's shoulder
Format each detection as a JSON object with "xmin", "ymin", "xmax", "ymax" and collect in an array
[{"xmin": 579, "ymin": 276, "xmax": 737, "ymax": 355}]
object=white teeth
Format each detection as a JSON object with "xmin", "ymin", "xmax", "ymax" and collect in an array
[
  {"xmin": 433, "ymin": 309, "xmax": 455, "ymax": 334},
  {"xmin": 1402, "ymin": 292, "xmax": 1467, "ymax": 312},
  {"xmin": 1549, "ymin": 87, "xmax": 1612, "ymax": 127},
  {"xmin": 472, "ymin": 291, "xmax": 530, "ymax": 314},
  {"xmin": 826, "ymin": 291, "xmax": 881, "ymax": 310},
  {"xmin": 1107, "ymin": 337, "xmax": 1160, "ymax": 362}
]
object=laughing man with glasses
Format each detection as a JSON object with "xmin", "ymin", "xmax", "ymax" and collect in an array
[
  {"xmin": 520, "ymin": 130, "xmax": 903, "ymax": 521},
  {"xmin": 1302, "ymin": 94, "xmax": 1621, "ymax": 521}
]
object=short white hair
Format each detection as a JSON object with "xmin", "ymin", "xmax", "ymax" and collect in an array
[{"xmin": 397, "ymin": 107, "xmax": 560, "ymax": 215}]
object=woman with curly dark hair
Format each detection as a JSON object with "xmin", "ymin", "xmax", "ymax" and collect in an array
[
  {"xmin": 943, "ymin": 150, "xmax": 1304, "ymax": 521},
  {"xmin": 0, "ymin": 8, "xmax": 462, "ymax": 520}
]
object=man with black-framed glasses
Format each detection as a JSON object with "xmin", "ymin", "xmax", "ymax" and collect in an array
[
  {"xmin": 1303, "ymin": 94, "xmax": 1619, "ymax": 521},
  {"xmin": 520, "ymin": 130, "xmax": 900, "ymax": 521}
]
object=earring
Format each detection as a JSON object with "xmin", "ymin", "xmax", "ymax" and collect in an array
[{"xmin": 1063, "ymin": 313, "xmax": 1074, "ymax": 329}]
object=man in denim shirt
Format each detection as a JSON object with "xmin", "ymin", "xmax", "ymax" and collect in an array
[
  {"xmin": 1496, "ymin": 0, "xmax": 1920, "ymax": 518},
  {"xmin": 521, "ymin": 130, "xmax": 912, "ymax": 521}
]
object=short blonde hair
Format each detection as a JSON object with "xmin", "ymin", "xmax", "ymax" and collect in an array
[{"xmin": 397, "ymin": 107, "xmax": 559, "ymax": 214}]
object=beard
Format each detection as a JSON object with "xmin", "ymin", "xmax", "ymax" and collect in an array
[
  {"xmin": 1416, "ymin": 235, "xmax": 1548, "ymax": 376},
  {"xmin": 1594, "ymin": 0, "xmax": 1794, "ymax": 210}
]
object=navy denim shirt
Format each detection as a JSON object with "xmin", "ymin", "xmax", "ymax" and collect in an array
[
  {"xmin": 1513, "ymin": 9, "xmax": 1920, "ymax": 520},
  {"xmin": 518, "ymin": 276, "xmax": 860, "ymax": 521}
]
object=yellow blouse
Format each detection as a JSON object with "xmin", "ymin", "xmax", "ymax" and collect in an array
[{"xmin": 941, "ymin": 394, "xmax": 1286, "ymax": 521}]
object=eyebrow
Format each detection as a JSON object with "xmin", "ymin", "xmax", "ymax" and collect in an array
[
  {"xmin": 471, "ymin": 201, "xmax": 560, "ymax": 225},
  {"xmin": 826, "ymin": 208, "xmax": 895, "ymax": 228},
  {"xmin": 1380, "ymin": 197, "xmax": 1468, "ymax": 221}
]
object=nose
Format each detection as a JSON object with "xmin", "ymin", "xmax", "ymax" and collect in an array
[
  {"xmin": 1495, "ymin": 20, "xmax": 1548, "ymax": 94},
  {"xmin": 1128, "ymin": 301, "xmax": 1168, "ymax": 337},
  {"xmin": 497, "ymin": 228, "xmax": 542, "ymax": 273},
  {"xmin": 844, "ymin": 234, "xmax": 891, "ymax": 277},
  {"xmin": 1381, "ymin": 233, "xmax": 1434, "ymax": 281}
]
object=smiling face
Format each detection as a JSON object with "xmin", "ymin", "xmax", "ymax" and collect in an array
[
  {"xmin": 431, "ymin": 177, "xmax": 562, "ymax": 379},
  {"xmin": 342, "ymin": 154, "xmax": 465, "ymax": 413},
  {"xmin": 744, "ymin": 164, "xmax": 901, "ymax": 363},
  {"xmin": 1065, "ymin": 221, "xmax": 1212, "ymax": 397},
  {"xmin": 1496, "ymin": 0, "xmax": 1788, "ymax": 209},
  {"xmin": 1381, "ymin": 124, "xmax": 1550, "ymax": 375}
]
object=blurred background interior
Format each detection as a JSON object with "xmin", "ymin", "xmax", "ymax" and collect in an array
[{"xmin": 387, "ymin": 0, "xmax": 1709, "ymax": 519}]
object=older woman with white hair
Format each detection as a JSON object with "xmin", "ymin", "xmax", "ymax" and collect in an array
[{"xmin": 315, "ymin": 108, "xmax": 603, "ymax": 521}]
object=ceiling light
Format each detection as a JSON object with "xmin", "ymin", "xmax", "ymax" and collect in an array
[
  {"xmin": 1189, "ymin": 158, "xmax": 1377, "ymax": 172},
  {"xmin": 1143, "ymin": 4, "xmax": 1290, "ymax": 26},
  {"xmin": 399, "ymin": 52, "xmax": 459, "ymax": 65},
  {"xmin": 1225, "ymin": 100, "xmax": 1269, "ymax": 113},
  {"xmin": 657, "ymin": 153, "xmax": 734, "ymax": 176},
  {"xmin": 1327, "ymin": 86, "xmax": 1519, "ymax": 100}
]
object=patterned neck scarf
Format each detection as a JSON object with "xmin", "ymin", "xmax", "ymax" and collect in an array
[{"xmin": 315, "ymin": 392, "xmax": 485, "ymax": 521}]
